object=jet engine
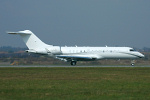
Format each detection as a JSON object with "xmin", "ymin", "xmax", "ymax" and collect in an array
[{"xmin": 46, "ymin": 46, "xmax": 62, "ymax": 55}]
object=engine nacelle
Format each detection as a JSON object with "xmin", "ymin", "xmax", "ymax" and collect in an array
[
  {"xmin": 36, "ymin": 49, "xmax": 47, "ymax": 54},
  {"xmin": 26, "ymin": 46, "xmax": 62, "ymax": 55},
  {"xmin": 25, "ymin": 49, "xmax": 36, "ymax": 53},
  {"xmin": 26, "ymin": 49, "xmax": 47, "ymax": 54},
  {"xmin": 46, "ymin": 46, "xmax": 62, "ymax": 55}
]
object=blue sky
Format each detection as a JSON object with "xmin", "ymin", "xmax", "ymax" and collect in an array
[{"xmin": 1, "ymin": 0, "xmax": 150, "ymax": 48}]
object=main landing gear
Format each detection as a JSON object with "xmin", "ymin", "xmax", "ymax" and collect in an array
[{"xmin": 71, "ymin": 61, "xmax": 77, "ymax": 66}]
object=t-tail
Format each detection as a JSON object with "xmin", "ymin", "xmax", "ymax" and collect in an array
[
  {"xmin": 7, "ymin": 30, "xmax": 62, "ymax": 55},
  {"xmin": 7, "ymin": 30, "xmax": 50, "ymax": 54}
]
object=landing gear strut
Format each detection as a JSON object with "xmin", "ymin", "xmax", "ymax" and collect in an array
[
  {"xmin": 131, "ymin": 60, "xmax": 135, "ymax": 66},
  {"xmin": 71, "ymin": 61, "xmax": 77, "ymax": 66}
]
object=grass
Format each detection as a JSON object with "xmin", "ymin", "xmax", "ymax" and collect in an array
[{"xmin": 0, "ymin": 67, "xmax": 150, "ymax": 100}]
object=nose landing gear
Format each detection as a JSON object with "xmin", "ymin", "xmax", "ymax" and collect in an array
[{"xmin": 131, "ymin": 60, "xmax": 135, "ymax": 66}]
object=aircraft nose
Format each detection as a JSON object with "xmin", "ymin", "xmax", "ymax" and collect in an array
[{"xmin": 139, "ymin": 53, "xmax": 145, "ymax": 58}]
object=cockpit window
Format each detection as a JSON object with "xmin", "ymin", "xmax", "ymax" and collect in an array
[{"xmin": 130, "ymin": 49, "xmax": 136, "ymax": 51}]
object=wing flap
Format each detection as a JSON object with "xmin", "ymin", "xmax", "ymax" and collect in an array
[
  {"xmin": 56, "ymin": 55, "xmax": 94, "ymax": 59},
  {"xmin": 56, "ymin": 54, "xmax": 103, "ymax": 61}
]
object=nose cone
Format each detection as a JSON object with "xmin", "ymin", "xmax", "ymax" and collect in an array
[{"xmin": 139, "ymin": 53, "xmax": 145, "ymax": 58}]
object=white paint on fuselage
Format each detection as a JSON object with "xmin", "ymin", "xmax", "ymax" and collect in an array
[{"xmin": 60, "ymin": 47, "xmax": 144, "ymax": 59}]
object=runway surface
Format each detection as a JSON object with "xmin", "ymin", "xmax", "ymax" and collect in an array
[{"xmin": 0, "ymin": 65, "xmax": 150, "ymax": 67}]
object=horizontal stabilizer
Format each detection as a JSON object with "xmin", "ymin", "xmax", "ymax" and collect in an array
[{"xmin": 7, "ymin": 30, "xmax": 32, "ymax": 35}]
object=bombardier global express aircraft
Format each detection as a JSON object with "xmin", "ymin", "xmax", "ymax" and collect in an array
[{"xmin": 8, "ymin": 30, "xmax": 144, "ymax": 65}]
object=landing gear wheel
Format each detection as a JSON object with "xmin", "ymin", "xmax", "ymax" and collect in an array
[{"xmin": 71, "ymin": 61, "xmax": 77, "ymax": 66}]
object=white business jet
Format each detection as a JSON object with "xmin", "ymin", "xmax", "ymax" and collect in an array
[{"xmin": 7, "ymin": 30, "xmax": 144, "ymax": 65}]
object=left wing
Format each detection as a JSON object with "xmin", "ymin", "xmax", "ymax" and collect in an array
[{"xmin": 56, "ymin": 54, "xmax": 103, "ymax": 61}]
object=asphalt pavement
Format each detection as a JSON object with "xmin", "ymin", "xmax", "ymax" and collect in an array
[{"xmin": 0, "ymin": 65, "xmax": 150, "ymax": 67}]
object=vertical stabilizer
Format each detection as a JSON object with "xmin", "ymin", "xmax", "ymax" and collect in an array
[{"xmin": 7, "ymin": 30, "xmax": 48, "ymax": 50}]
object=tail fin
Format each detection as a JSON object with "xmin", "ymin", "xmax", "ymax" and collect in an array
[{"xmin": 7, "ymin": 30, "xmax": 48, "ymax": 50}]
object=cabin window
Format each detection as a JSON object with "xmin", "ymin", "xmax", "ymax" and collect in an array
[{"xmin": 130, "ymin": 49, "xmax": 136, "ymax": 51}]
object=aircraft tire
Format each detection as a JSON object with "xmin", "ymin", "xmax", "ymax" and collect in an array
[{"xmin": 71, "ymin": 61, "xmax": 76, "ymax": 66}]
